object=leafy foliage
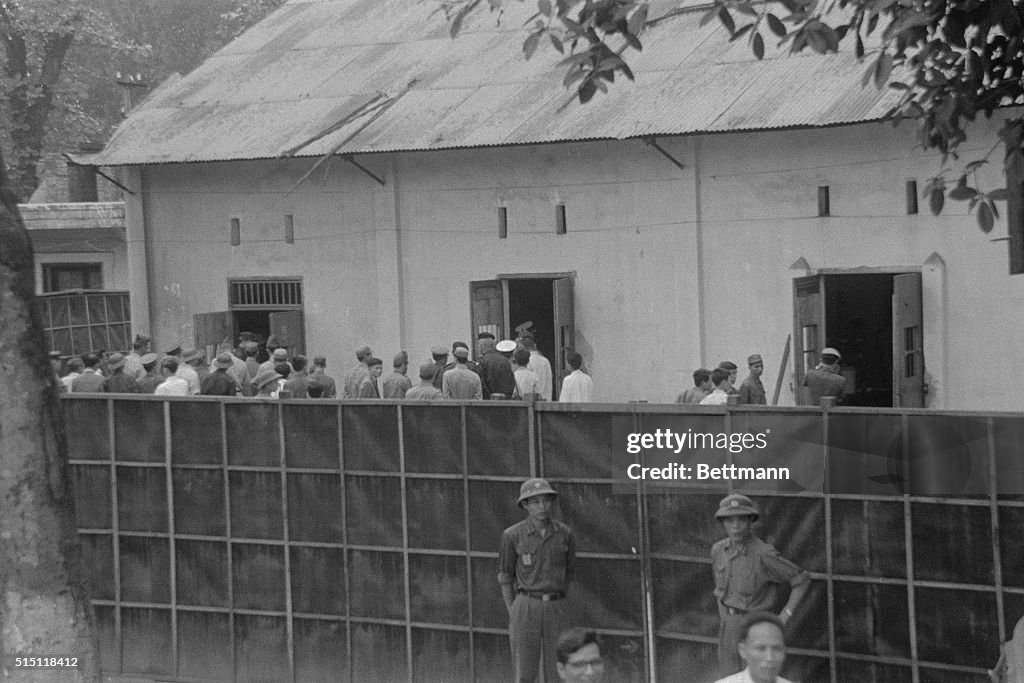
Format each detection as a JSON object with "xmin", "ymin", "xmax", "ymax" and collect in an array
[{"xmin": 444, "ymin": 0, "xmax": 1024, "ymax": 231}]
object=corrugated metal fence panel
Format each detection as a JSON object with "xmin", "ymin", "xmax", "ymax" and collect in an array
[{"xmin": 62, "ymin": 396, "xmax": 1024, "ymax": 682}]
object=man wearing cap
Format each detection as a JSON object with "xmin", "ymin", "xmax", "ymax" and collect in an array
[
  {"xmin": 136, "ymin": 353, "xmax": 161, "ymax": 393},
  {"xmin": 105, "ymin": 353, "xmax": 139, "ymax": 393},
  {"xmin": 259, "ymin": 347, "xmax": 292, "ymax": 377},
  {"xmin": 440, "ymin": 341, "xmax": 483, "ymax": 389},
  {"xmin": 124, "ymin": 334, "xmax": 151, "ymax": 381},
  {"xmin": 174, "ymin": 349, "xmax": 202, "ymax": 395},
  {"xmin": 477, "ymin": 337, "xmax": 516, "ymax": 399},
  {"xmin": 253, "ymin": 368, "xmax": 283, "ymax": 398},
  {"xmin": 498, "ymin": 478, "xmax": 577, "ymax": 683},
  {"xmin": 406, "ymin": 362, "xmax": 444, "ymax": 400},
  {"xmin": 201, "ymin": 353, "xmax": 239, "ymax": 396},
  {"xmin": 309, "ymin": 356, "xmax": 337, "ymax": 398},
  {"xmin": 357, "ymin": 357, "xmax": 384, "ymax": 398},
  {"xmin": 72, "ymin": 353, "xmax": 107, "ymax": 393},
  {"xmin": 427, "ymin": 346, "xmax": 450, "ymax": 391},
  {"xmin": 737, "ymin": 355, "xmax": 767, "ymax": 405},
  {"xmin": 801, "ymin": 347, "xmax": 847, "ymax": 406},
  {"xmin": 711, "ymin": 494, "xmax": 809, "ymax": 678},
  {"xmin": 442, "ymin": 346, "xmax": 483, "ymax": 400},
  {"xmin": 382, "ymin": 351, "xmax": 413, "ymax": 398},
  {"xmin": 342, "ymin": 346, "xmax": 373, "ymax": 398}
]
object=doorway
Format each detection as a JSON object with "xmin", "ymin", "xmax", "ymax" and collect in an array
[
  {"xmin": 470, "ymin": 275, "xmax": 575, "ymax": 397},
  {"xmin": 194, "ymin": 278, "xmax": 306, "ymax": 361},
  {"xmin": 793, "ymin": 272, "xmax": 924, "ymax": 407}
]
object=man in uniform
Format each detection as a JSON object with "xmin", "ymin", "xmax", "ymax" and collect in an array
[
  {"xmin": 478, "ymin": 336, "xmax": 516, "ymax": 399},
  {"xmin": 711, "ymin": 494, "xmax": 808, "ymax": 678},
  {"xmin": 406, "ymin": 362, "xmax": 443, "ymax": 400},
  {"xmin": 801, "ymin": 347, "xmax": 846, "ymax": 406},
  {"xmin": 499, "ymin": 478, "xmax": 577, "ymax": 683},
  {"xmin": 714, "ymin": 612, "xmax": 795, "ymax": 683},
  {"xmin": 442, "ymin": 346, "xmax": 482, "ymax": 399},
  {"xmin": 382, "ymin": 351, "xmax": 413, "ymax": 398},
  {"xmin": 556, "ymin": 628, "xmax": 605, "ymax": 682},
  {"xmin": 737, "ymin": 354, "xmax": 767, "ymax": 405}
]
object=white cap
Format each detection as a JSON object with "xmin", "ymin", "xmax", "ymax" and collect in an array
[
  {"xmin": 821, "ymin": 347, "xmax": 841, "ymax": 360},
  {"xmin": 496, "ymin": 340, "xmax": 517, "ymax": 353}
]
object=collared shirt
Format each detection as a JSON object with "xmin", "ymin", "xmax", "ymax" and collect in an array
[
  {"xmin": 308, "ymin": 369, "xmax": 337, "ymax": 398},
  {"xmin": 124, "ymin": 352, "xmax": 147, "ymax": 381},
  {"xmin": 676, "ymin": 386, "xmax": 708, "ymax": 404},
  {"xmin": 155, "ymin": 376, "xmax": 190, "ymax": 396},
  {"xmin": 498, "ymin": 518, "xmax": 576, "ymax": 593},
  {"xmin": 72, "ymin": 369, "xmax": 106, "ymax": 393},
  {"xmin": 738, "ymin": 375, "xmax": 767, "ymax": 405},
  {"xmin": 559, "ymin": 369, "xmax": 593, "ymax": 403},
  {"xmin": 342, "ymin": 363, "xmax": 369, "ymax": 398},
  {"xmin": 357, "ymin": 374, "xmax": 380, "ymax": 398},
  {"xmin": 802, "ymin": 364, "xmax": 846, "ymax": 405},
  {"xmin": 176, "ymin": 365, "xmax": 201, "ymax": 395},
  {"xmin": 406, "ymin": 382, "xmax": 443, "ymax": 400},
  {"xmin": 715, "ymin": 670, "xmax": 795, "ymax": 683},
  {"xmin": 528, "ymin": 350, "xmax": 553, "ymax": 401},
  {"xmin": 61, "ymin": 372, "xmax": 81, "ymax": 393},
  {"xmin": 382, "ymin": 371, "xmax": 413, "ymax": 398},
  {"xmin": 513, "ymin": 367, "xmax": 540, "ymax": 400},
  {"xmin": 443, "ymin": 365, "xmax": 482, "ymax": 400},
  {"xmin": 700, "ymin": 388, "xmax": 729, "ymax": 406},
  {"xmin": 711, "ymin": 536, "xmax": 808, "ymax": 613}
]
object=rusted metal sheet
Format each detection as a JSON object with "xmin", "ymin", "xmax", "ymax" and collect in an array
[{"xmin": 91, "ymin": 0, "xmax": 906, "ymax": 166}]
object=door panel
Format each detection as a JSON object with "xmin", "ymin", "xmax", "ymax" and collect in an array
[
  {"xmin": 793, "ymin": 276, "xmax": 825, "ymax": 405},
  {"xmin": 194, "ymin": 311, "xmax": 233, "ymax": 359},
  {"xmin": 269, "ymin": 310, "xmax": 305, "ymax": 356},
  {"xmin": 892, "ymin": 272, "xmax": 924, "ymax": 407},
  {"xmin": 552, "ymin": 277, "xmax": 575, "ymax": 398},
  {"xmin": 470, "ymin": 280, "xmax": 505, "ymax": 351}
]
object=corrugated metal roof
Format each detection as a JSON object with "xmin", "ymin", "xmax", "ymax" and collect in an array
[{"xmin": 91, "ymin": 0, "xmax": 904, "ymax": 166}]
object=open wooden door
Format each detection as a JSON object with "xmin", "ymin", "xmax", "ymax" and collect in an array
[
  {"xmin": 269, "ymin": 310, "xmax": 305, "ymax": 356},
  {"xmin": 194, "ymin": 311, "xmax": 233, "ymax": 360},
  {"xmin": 793, "ymin": 276, "xmax": 825, "ymax": 405},
  {"xmin": 892, "ymin": 272, "xmax": 924, "ymax": 407},
  {"xmin": 470, "ymin": 280, "xmax": 505, "ymax": 353},
  {"xmin": 552, "ymin": 277, "xmax": 575, "ymax": 398}
]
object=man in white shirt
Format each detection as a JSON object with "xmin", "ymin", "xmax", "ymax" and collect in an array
[
  {"xmin": 700, "ymin": 368, "xmax": 733, "ymax": 406},
  {"xmin": 559, "ymin": 352, "xmax": 593, "ymax": 403},
  {"xmin": 155, "ymin": 358, "xmax": 190, "ymax": 396},
  {"xmin": 714, "ymin": 612, "xmax": 795, "ymax": 683},
  {"xmin": 518, "ymin": 332, "xmax": 553, "ymax": 400}
]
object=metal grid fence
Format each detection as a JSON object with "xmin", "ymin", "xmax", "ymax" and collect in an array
[{"xmin": 63, "ymin": 396, "xmax": 1024, "ymax": 682}]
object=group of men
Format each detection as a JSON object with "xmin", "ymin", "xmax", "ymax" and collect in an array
[
  {"xmin": 333, "ymin": 330, "xmax": 594, "ymax": 403},
  {"xmin": 676, "ymin": 348, "xmax": 847, "ymax": 407},
  {"xmin": 502, "ymin": 478, "xmax": 806, "ymax": 683},
  {"xmin": 53, "ymin": 334, "xmax": 340, "ymax": 399}
]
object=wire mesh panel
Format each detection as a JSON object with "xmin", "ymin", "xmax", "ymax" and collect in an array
[{"xmin": 61, "ymin": 397, "xmax": 1024, "ymax": 682}]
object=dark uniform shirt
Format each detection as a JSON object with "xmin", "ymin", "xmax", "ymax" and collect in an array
[
  {"xmin": 802, "ymin": 366, "xmax": 846, "ymax": 405},
  {"xmin": 711, "ymin": 536, "xmax": 808, "ymax": 612},
  {"xmin": 201, "ymin": 369, "xmax": 237, "ymax": 396},
  {"xmin": 737, "ymin": 375, "xmax": 766, "ymax": 405},
  {"xmin": 479, "ymin": 351, "xmax": 516, "ymax": 398},
  {"xmin": 498, "ymin": 518, "xmax": 576, "ymax": 593},
  {"xmin": 105, "ymin": 372, "xmax": 139, "ymax": 393}
]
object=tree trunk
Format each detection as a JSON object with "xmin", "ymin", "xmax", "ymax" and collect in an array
[{"xmin": 0, "ymin": 153, "xmax": 99, "ymax": 680}]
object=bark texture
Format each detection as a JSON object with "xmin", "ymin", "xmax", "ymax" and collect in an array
[{"xmin": 0, "ymin": 154, "xmax": 99, "ymax": 681}]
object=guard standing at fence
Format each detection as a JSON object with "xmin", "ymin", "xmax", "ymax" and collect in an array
[
  {"xmin": 711, "ymin": 494, "xmax": 809, "ymax": 678},
  {"xmin": 499, "ymin": 478, "xmax": 577, "ymax": 683}
]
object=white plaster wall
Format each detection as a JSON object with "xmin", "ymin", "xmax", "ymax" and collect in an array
[
  {"xmin": 142, "ymin": 158, "xmax": 384, "ymax": 361},
  {"xmin": 133, "ymin": 117, "xmax": 1024, "ymax": 410},
  {"xmin": 695, "ymin": 119, "xmax": 1024, "ymax": 410}
]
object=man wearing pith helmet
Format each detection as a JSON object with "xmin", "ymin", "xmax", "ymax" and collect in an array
[
  {"xmin": 711, "ymin": 494, "xmax": 809, "ymax": 678},
  {"xmin": 498, "ymin": 478, "xmax": 577, "ymax": 683}
]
